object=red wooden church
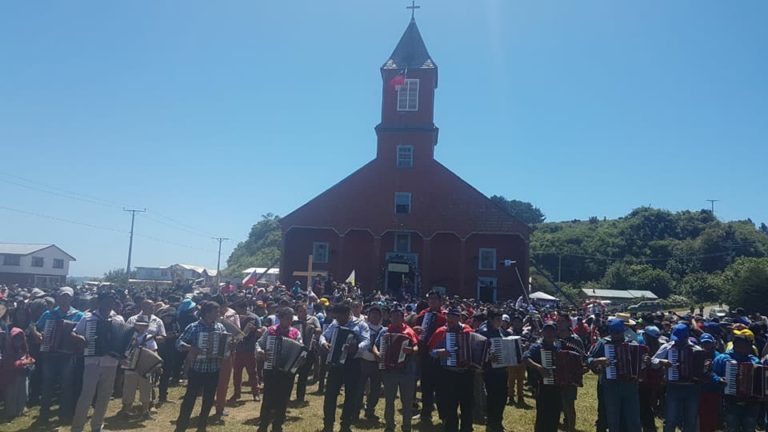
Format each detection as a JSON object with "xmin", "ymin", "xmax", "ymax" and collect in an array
[{"xmin": 279, "ymin": 17, "xmax": 530, "ymax": 301}]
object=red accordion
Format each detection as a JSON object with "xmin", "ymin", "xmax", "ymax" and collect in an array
[
  {"xmin": 378, "ymin": 333, "xmax": 411, "ymax": 370},
  {"xmin": 605, "ymin": 343, "xmax": 648, "ymax": 382},
  {"xmin": 541, "ymin": 349, "xmax": 584, "ymax": 387},
  {"xmin": 667, "ymin": 347, "xmax": 709, "ymax": 383}
]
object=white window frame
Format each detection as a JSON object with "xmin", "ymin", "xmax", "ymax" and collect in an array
[
  {"xmin": 53, "ymin": 259, "xmax": 64, "ymax": 269},
  {"xmin": 31, "ymin": 256, "xmax": 44, "ymax": 268},
  {"xmin": 478, "ymin": 248, "xmax": 497, "ymax": 270},
  {"xmin": 477, "ymin": 277, "xmax": 498, "ymax": 302},
  {"xmin": 394, "ymin": 232, "xmax": 412, "ymax": 253},
  {"xmin": 396, "ymin": 145, "xmax": 414, "ymax": 168},
  {"xmin": 396, "ymin": 79, "xmax": 419, "ymax": 111},
  {"xmin": 394, "ymin": 192, "xmax": 412, "ymax": 214},
  {"xmin": 312, "ymin": 242, "xmax": 330, "ymax": 264}
]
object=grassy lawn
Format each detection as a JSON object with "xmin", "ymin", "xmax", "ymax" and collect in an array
[{"xmin": 6, "ymin": 372, "xmax": 659, "ymax": 431}]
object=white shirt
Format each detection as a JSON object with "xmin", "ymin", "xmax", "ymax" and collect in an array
[{"xmin": 126, "ymin": 313, "xmax": 166, "ymax": 351}]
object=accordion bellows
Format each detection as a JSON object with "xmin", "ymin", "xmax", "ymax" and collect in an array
[{"xmin": 265, "ymin": 335, "xmax": 307, "ymax": 374}]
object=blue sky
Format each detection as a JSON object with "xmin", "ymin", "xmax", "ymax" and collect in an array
[{"xmin": 1, "ymin": 1, "xmax": 766, "ymax": 276}]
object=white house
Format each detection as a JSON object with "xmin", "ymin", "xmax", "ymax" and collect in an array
[
  {"xmin": 134, "ymin": 263, "xmax": 218, "ymax": 284},
  {"xmin": 0, "ymin": 243, "xmax": 76, "ymax": 288}
]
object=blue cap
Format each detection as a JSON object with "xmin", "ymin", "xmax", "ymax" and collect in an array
[
  {"xmin": 671, "ymin": 323, "xmax": 689, "ymax": 342},
  {"xmin": 699, "ymin": 333, "xmax": 715, "ymax": 344},
  {"xmin": 608, "ymin": 318, "xmax": 625, "ymax": 334},
  {"xmin": 643, "ymin": 326, "xmax": 661, "ymax": 339},
  {"xmin": 704, "ymin": 322, "xmax": 722, "ymax": 335}
]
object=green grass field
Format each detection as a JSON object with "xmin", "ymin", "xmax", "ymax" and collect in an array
[{"xmin": 6, "ymin": 372, "xmax": 659, "ymax": 432}]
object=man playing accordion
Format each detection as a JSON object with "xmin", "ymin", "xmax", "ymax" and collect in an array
[{"xmin": 255, "ymin": 307, "xmax": 303, "ymax": 432}]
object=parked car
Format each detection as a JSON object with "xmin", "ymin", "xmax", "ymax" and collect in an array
[
  {"xmin": 709, "ymin": 308, "xmax": 728, "ymax": 319},
  {"xmin": 627, "ymin": 300, "xmax": 663, "ymax": 313}
]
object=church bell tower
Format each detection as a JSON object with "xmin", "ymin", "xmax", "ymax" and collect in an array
[{"xmin": 375, "ymin": 15, "xmax": 439, "ymax": 165}]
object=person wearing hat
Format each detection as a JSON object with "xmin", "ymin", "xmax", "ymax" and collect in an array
[
  {"xmin": 120, "ymin": 296, "xmax": 167, "ymax": 419},
  {"xmin": 71, "ymin": 291, "xmax": 126, "ymax": 432},
  {"xmin": 427, "ymin": 305, "xmax": 474, "ymax": 432},
  {"xmin": 588, "ymin": 318, "xmax": 642, "ymax": 432},
  {"xmin": 32, "ymin": 286, "xmax": 84, "ymax": 425},
  {"xmin": 319, "ymin": 302, "xmax": 371, "ymax": 432},
  {"xmin": 712, "ymin": 330, "xmax": 762, "ymax": 431},
  {"xmin": 414, "ymin": 290, "xmax": 447, "ymax": 425},
  {"xmin": 696, "ymin": 333, "xmax": 722, "ymax": 432},
  {"xmin": 523, "ymin": 321, "xmax": 563, "ymax": 432},
  {"xmin": 255, "ymin": 307, "xmax": 303, "ymax": 432},
  {"xmin": 651, "ymin": 323, "xmax": 704, "ymax": 432},
  {"xmin": 374, "ymin": 303, "xmax": 419, "ymax": 432}
]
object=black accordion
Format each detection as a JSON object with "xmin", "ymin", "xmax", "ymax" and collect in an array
[
  {"xmin": 541, "ymin": 349, "xmax": 584, "ymax": 387},
  {"xmin": 605, "ymin": 342, "xmax": 648, "ymax": 382},
  {"xmin": 84, "ymin": 319, "xmax": 135, "ymax": 359},
  {"xmin": 326, "ymin": 326, "xmax": 356, "ymax": 367},
  {"xmin": 419, "ymin": 312, "xmax": 437, "ymax": 344},
  {"xmin": 264, "ymin": 335, "xmax": 307, "ymax": 374},
  {"xmin": 667, "ymin": 347, "xmax": 709, "ymax": 383},
  {"xmin": 198, "ymin": 331, "xmax": 231, "ymax": 359},
  {"xmin": 40, "ymin": 319, "xmax": 77, "ymax": 354},
  {"xmin": 379, "ymin": 333, "xmax": 411, "ymax": 370},
  {"xmin": 490, "ymin": 336, "xmax": 523, "ymax": 368},
  {"xmin": 443, "ymin": 331, "xmax": 488, "ymax": 370}
]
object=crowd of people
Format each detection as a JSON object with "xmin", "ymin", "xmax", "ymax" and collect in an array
[{"xmin": 1, "ymin": 280, "xmax": 768, "ymax": 432}]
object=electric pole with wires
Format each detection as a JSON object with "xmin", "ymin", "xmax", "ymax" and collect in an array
[
  {"xmin": 124, "ymin": 208, "xmax": 146, "ymax": 277},
  {"xmin": 213, "ymin": 237, "xmax": 230, "ymax": 287}
]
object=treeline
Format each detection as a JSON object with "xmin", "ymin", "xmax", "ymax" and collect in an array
[{"xmin": 225, "ymin": 202, "xmax": 768, "ymax": 311}]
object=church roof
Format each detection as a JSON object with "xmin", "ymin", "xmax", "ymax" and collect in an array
[{"xmin": 382, "ymin": 18, "xmax": 436, "ymax": 70}]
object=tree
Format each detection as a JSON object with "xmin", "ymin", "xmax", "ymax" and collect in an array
[
  {"xmin": 103, "ymin": 268, "xmax": 130, "ymax": 286},
  {"xmin": 678, "ymin": 272, "xmax": 725, "ymax": 304},
  {"xmin": 600, "ymin": 262, "xmax": 674, "ymax": 298},
  {"xmin": 723, "ymin": 257, "xmax": 768, "ymax": 313},
  {"xmin": 226, "ymin": 214, "xmax": 282, "ymax": 274},
  {"xmin": 760, "ymin": 222, "xmax": 768, "ymax": 237},
  {"xmin": 490, "ymin": 195, "xmax": 546, "ymax": 226}
]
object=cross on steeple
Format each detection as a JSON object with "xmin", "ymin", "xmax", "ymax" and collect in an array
[{"xmin": 407, "ymin": 1, "xmax": 420, "ymax": 19}]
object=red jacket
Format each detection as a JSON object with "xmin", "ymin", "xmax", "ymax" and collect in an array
[{"xmin": 427, "ymin": 324, "xmax": 473, "ymax": 351}]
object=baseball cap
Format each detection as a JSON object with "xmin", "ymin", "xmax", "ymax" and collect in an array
[
  {"xmin": 699, "ymin": 333, "xmax": 715, "ymax": 344},
  {"xmin": 542, "ymin": 321, "xmax": 557, "ymax": 331},
  {"xmin": 643, "ymin": 326, "xmax": 661, "ymax": 339},
  {"xmin": 607, "ymin": 318, "xmax": 625, "ymax": 334},
  {"xmin": 671, "ymin": 323, "xmax": 689, "ymax": 342},
  {"xmin": 502, "ymin": 314, "xmax": 511, "ymax": 323},
  {"xmin": 58, "ymin": 286, "xmax": 75, "ymax": 297},
  {"xmin": 446, "ymin": 306, "xmax": 462, "ymax": 316}
]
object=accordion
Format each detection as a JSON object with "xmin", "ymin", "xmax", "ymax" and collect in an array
[
  {"xmin": 124, "ymin": 346, "xmax": 163, "ymax": 378},
  {"xmin": 490, "ymin": 336, "xmax": 523, "ymax": 368},
  {"xmin": 443, "ymin": 331, "xmax": 488, "ymax": 370},
  {"xmin": 84, "ymin": 319, "xmax": 136, "ymax": 358},
  {"xmin": 725, "ymin": 361, "xmax": 768, "ymax": 400},
  {"xmin": 605, "ymin": 343, "xmax": 648, "ymax": 381},
  {"xmin": 40, "ymin": 319, "xmax": 77, "ymax": 354},
  {"xmin": 419, "ymin": 312, "xmax": 437, "ymax": 344},
  {"xmin": 379, "ymin": 333, "xmax": 411, "ymax": 370},
  {"xmin": 541, "ymin": 349, "xmax": 584, "ymax": 387},
  {"xmin": 264, "ymin": 335, "xmax": 307, "ymax": 374},
  {"xmin": 326, "ymin": 326, "xmax": 356, "ymax": 367},
  {"xmin": 198, "ymin": 331, "xmax": 231, "ymax": 359},
  {"xmin": 667, "ymin": 347, "xmax": 709, "ymax": 383}
]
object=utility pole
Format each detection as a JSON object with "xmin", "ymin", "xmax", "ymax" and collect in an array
[
  {"xmin": 124, "ymin": 208, "xmax": 146, "ymax": 277},
  {"xmin": 706, "ymin": 199, "xmax": 720, "ymax": 215},
  {"xmin": 558, "ymin": 254, "xmax": 562, "ymax": 283},
  {"xmin": 213, "ymin": 237, "xmax": 229, "ymax": 287}
]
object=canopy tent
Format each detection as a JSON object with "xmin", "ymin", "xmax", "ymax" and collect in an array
[{"xmin": 529, "ymin": 291, "xmax": 558, "ymax": 301}]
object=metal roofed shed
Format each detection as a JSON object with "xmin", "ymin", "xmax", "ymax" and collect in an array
[{"xmin": 580, "ymin": 288, "xmax": 659, "ymax": 302}]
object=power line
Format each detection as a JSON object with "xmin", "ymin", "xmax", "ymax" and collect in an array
[{"xmin": 124, "ymin": 209, "xmax": 146, "ymax": 274}]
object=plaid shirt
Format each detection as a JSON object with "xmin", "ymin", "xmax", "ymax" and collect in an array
[{"xmin": 177, "ymin": 319, "xmax": 226, "ymax": 373}]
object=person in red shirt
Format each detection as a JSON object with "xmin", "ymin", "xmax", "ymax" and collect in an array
[
  {"xmin": 414, "ymin": 290, "xmax": 447, "ymax": 425},
  {"xmin": 428, "ymin": 306, "xmax": 474, "ymax": 432}
]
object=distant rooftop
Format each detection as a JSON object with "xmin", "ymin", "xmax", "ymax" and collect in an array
[{"xmin": 580, "ymin": 288, "xmax": 659, "ymax": 300}]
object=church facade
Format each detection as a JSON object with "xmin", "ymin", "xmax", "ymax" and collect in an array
[{"xmin": 279, "ymin": 18, "xmax": 530, "ymax": 301}]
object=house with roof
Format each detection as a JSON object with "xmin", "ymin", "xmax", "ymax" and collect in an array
[
  {"xmin": 133, "ymin": 263, "xmax": 218, "ymax": 284},
  {"xmin": 0, "ymin": 243, "xmax": 76, "ymax": 288},
  {"xmin": 279, "ymin": 17, "xmax": 530, "ymax": 301}
]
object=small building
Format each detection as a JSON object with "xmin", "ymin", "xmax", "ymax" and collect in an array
[
  {"xmin": 580, "ymin": 288, "xmax": 659, "ymax": 304},
  {"xmin": 241, "ymin": 267, "xmax": 280, "ymax": 285},
  {"xmin": 134, "ymin": 264, "xmax": 218, "ymax": 284},
  {"xmin": 0, "ymin": 243, "xmax": 76, "ymax": 288}
]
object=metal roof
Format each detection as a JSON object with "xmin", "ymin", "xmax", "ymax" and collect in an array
[
  {"xmin": 382, "ymin": 18, "xmax": 436, "ymax": 70},
  {"xmin": 580, "ymin": 288, "xmax": 658, "ymax": 300},
  {"xmin": 0, "ymin": 243, "xmax": 76, "ymax": 260}
]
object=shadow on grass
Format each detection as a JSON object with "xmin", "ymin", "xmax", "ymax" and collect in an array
[{"xmin": 242, "ymin": 414, "xmax": 302, "ymax": 426}]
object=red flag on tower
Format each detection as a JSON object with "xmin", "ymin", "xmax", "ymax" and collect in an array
[{"xmin": 389, "ymin": 68, "xmax": 407, "ymax": 91}]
